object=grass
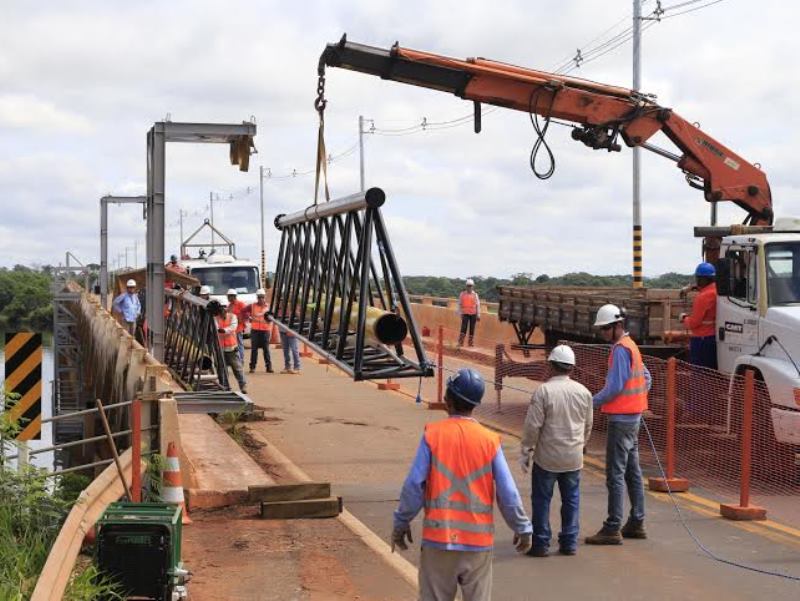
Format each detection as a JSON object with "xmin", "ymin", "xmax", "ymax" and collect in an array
[{"xmin": 0, "ymin": 388, "xmax": 123, "ymax": 600}]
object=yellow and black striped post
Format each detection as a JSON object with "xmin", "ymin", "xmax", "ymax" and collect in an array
[
  {"xmin": 633, "ymin": 225, "xmax": 643, "ymax": 289},
  {"xmin": 3, "ymin": 332, "xmax": 42, "ymax": 441}
]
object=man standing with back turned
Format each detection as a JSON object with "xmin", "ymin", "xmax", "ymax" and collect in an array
[
  {"xmin": 585, "ymin": 304, "xmax": 651, "ymax": 545},
  {"xmin": 392, "ymin": 368, "xmax": 532, "ymax": 601},
  {"xmin": 519, "ymin": 344, "xmax": 593, "ymax": 557}
]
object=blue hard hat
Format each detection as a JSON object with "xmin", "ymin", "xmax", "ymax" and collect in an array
[
  {"xmin": 695, "ymin": 262, "xmax": 716, "ymax": 277},
  {"xmin": 446, "ymin": 368, "xmax": 485, "ymax": 406}
]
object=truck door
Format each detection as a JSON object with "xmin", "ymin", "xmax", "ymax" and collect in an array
[{"xmin": 716, "ymin": 247, "xmax": 760, "ymax": 372}]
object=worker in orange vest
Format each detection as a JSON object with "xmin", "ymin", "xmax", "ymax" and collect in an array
[
  {"xmin": 392, "ymin": 368, "xmax": 532, "ymax": 601},
  {"xmin": 246, "ymin": 288, "xmax": 273, "ymax": 374},
  {"xmin": 214, "ymin": 300, "xmax": 247, "ymax": 394},
  {"xmin": 680, "ymin": 262, "xmax": 718, "ymax": 369},
  {"xmin": 457, "ymin": 279, "xmax": 481, "ymax": 347},
  {"xmin": 585, "ymin": 304, "xmax": 651, "ymax": 545},
  {"xmin": 226, "ymin": 289, "xmax": 247, "ymax": 364}
]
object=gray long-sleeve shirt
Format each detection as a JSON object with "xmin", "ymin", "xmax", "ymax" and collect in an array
[{"xmin": 520, "ymin": 374, "xmax": 594, "ymax": 473}]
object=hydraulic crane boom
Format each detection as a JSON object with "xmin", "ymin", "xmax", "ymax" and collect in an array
[{"xmin": 321, "ymin": 36, "xmax": 773, "ymax": 226}]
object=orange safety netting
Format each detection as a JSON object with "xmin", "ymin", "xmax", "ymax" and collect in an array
[{"xmin": 393, "ymin": 325, "xmax": 799, "ymax": 528}]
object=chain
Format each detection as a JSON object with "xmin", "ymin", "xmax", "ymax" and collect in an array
[
  {"xmin": 313, "ymin": 66, "xmax": 330, "ymax": 206},
  {"xmin": 314, "ymin": 71, "xmax": 327, "ymax": 115}
]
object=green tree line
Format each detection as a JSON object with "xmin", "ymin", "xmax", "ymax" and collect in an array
[
  {"xmin": 402, "ymin": 271, "xmax": 692, "ymax": 301},
  {"xmin": 0, "ymin": 266, "xmax": 54, "ymax": 332}
]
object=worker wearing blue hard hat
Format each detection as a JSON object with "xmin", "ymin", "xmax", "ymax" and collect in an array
[
  {"xmin": 680, "ymin": 261, "xmax": 718, "ymax": 369},
  {"xmin": 392, "ymin": 367, "xmax": 532, "ymax": 601}
]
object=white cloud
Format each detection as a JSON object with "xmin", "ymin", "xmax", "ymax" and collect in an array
[
  {"xmin": 0, "ymin": 94, "xmax": 92, "ymax": 133},
  {"xmin": 1, "ymin": 0, "xmax": 798, "ymax": 281}
]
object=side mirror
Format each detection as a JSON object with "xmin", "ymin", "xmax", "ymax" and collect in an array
[{"xmin": 715, "ymin": 258, "xmax": 731, "ymax": 296}]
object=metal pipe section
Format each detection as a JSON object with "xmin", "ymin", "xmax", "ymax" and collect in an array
[
  {"xmin": 316, "ymin": 299, "xmax": 408, "ymax": 345},
  {"xmin": 276, "ymin": 187, "xmax": 385, "ymax": 229}
]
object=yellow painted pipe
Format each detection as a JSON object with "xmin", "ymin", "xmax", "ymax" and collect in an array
[{"xmin": 309, "ymin": 299, "xmax": 408, "ymax": 345}]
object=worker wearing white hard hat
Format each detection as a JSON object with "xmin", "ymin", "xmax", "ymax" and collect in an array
[
  {"xmin": 457, "ymin": 278, "xmax": 481, "ymax": 347},
  {"xmin": 585, "ymin": 304, "xmax": 651, "ymax": 545},
  {"xmin": 226, "ymin": 289, "xmax": 247, "ymax": 363},
  {"xmin": 214, "ymin": 299, "xmax": 247, "ymax": 393},
  {"xmin": 199, "ymin": 285, "xmax": 211, "ymax": 300},
  {"xmin": 519, "ymin": 344, "xmax": 593, "ymax": 556},
  {"xmin": 112, "ymin": 279, "xmax": 141, "ymax": 337},
  {"xmin": 246, "ymin": 288, "xmax": 274, "ymax": 373}
]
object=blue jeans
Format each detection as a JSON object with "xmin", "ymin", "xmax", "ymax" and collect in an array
[
  {"xmin": 280, "ymin": 332, "xmax": 300, "ymax": 370},
  {"xmin": 236, "ymin": 332, "xmax": 245, "ymax": 364},
  {"xmin": 604, "ymin": 420, "xmax": 645, "ymax": 531},
  {"xmin": 531, "ymin": 463, "xmax": 581, "ymax": 552},
  {"xmin": 689, "ymin": 335, "xmax": 717, "ymax": 369}
]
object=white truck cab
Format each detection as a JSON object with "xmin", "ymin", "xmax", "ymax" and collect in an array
[
  {"xmin": 181, "ymin": 254, "xmax": 260, "ymax": 307},
  {"xmin": 712, "ymin": 218, "xmax": 800, "ymax": 446}
]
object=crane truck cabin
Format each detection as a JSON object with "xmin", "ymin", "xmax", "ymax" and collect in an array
[{"xmin": 320, "ymin": 37, "xmax": 800, "ymax": 452}]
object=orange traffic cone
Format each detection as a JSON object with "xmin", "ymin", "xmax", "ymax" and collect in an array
[{"xmin": 162, "ymin": 442, "xmax": 192, "ymax": 525}]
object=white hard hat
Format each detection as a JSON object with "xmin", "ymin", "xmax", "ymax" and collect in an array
[
  {"xmin": 199, "ymin": 285, "xmax": 211, "ymax": 295},
  {"xmin": 466, "ymin": 278, "xmax": 475, "ymax": 286},
  {"xmin": 226, "ymin": 288, "xmax": 237, "ymax": 296},
  {"xmin": 594, "ymin": 304, "xmax": 625, "ymax": 327},
  {"xmin": 256, "ymin": 288, "xmax": 266, "ymax": 296},
  {"xmin": 126, "ymin": 279, "xmax": 137, "ymax": 287},
  {"xmin": 548, "ymin": 344, "xmax": 576, "ymax": 366}
]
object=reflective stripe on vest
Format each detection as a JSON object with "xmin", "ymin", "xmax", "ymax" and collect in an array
[
  {"xmin": 217, "ymin": 315, "xmax": 237, "ymax": 350},
  {"xmin": 250, "ymin": 303, "xmax": 270, "ymax": 331},
  {"xmin": 602, "ymin": 335, "xmax": 648, "ymax": 414},
  {"xmin": 460, "ymin": 291, "xmax": 478, "ymax": 315},
  {"xmin": 422, "ymin": 419, "xmax": 498, "ymax": 547}
]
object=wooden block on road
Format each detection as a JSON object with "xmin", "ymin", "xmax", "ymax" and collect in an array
[
  {"xmin": 260, "ymin": 496, "xmax": 342, "ymax": 519},
  {"xmin": 248, "ymin": 482, "xmax": 331, "ymax": 503}
]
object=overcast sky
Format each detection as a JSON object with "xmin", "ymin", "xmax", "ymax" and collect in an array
[{"xmin": 1, "ymin": 0, "xmax": 797, "ymax": 279}]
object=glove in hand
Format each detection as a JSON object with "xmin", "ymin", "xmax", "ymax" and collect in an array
[
  {"xmin": 513, "ymin": 532, "xmax": 533, "ymax": 554},
  {"xmin": 391, "ymin": 525, "xmax": 413, "ymax": 552}
]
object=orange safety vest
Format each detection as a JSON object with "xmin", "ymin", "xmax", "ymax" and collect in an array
[
  {"xmin": 216, "ymin": 315, "xmax": 238, "ymax": 351},
  {"xmin": 422, "ymin": 418, "xmax": 499, "ymax": 548},
  {"xmin": 249, "ymin": 302, "xmax": 270, "ymax": 331},
  {"xmin": 228, "ymin": 299, "xmax": 247, "ymax": 333},
  {"xmin": 459, "ymin": 291, "xmax": 478, "ymax": 315},
  {"xmin": 602, "ymin": 335, "xmax": 648, "ymax": 415},
  {"xmin": 685, "ymin": 283, "xmax": 717, "ymax": 338}
]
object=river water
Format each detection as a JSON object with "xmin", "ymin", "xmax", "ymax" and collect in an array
[{"xmin": 1, "ymin": 338, "xmax": 55, "ymax": 470}]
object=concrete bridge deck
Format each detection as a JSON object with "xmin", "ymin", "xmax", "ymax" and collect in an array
[{"xmin": 226, "ymin": 354, "xmax": 800, "ymax": 601}]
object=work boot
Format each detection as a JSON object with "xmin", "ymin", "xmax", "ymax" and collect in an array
[
  {"xmin": 457, "ymin": 334, "xmax": 465, "ymax": 348},
  {"xmin": 584, "ymin": 528, "xmax": 623, "ymax": 545},
  {"xmin": 558, "ymin": 547, "xmax": 577, "ymax": 556},
  {"xmin": 526, "ymin": 547, "xmax": 549, "ymax": 558},
  {"xmin": 266, "ymin": 366, "xmax": 274, "ymax": 373},
  {"xmin": 621, "ymin": 519, "xmax": 647, "ymax": 539},
  {"xmin": 468, "ymin": 336, "xmax": 474, "ymax": 347},
  {"xmin": 249, "ymin": 367, "xmax": 255, "ymax": 374}
]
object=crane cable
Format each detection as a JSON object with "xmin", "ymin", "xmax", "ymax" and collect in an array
[{"xmin": 528, "ymin": 85, "xmax": 561, "ymax": 180}]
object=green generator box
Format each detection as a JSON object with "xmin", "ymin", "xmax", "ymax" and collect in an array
[{"xmin": 95, "ymin": 502, "xmax": 188, "ymax": 601}]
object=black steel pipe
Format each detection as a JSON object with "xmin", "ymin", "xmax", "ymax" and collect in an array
[{"xmin": 276, "ymin": 188, "xmax": 386, "ymax": 229}]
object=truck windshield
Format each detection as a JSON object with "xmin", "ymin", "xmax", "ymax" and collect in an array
[
  {"xmin": 194, "ymin": 266, "xmax": 259, "ymax": 295},
  {"xmin": 766, "ymin": 243, "xmax": 800, "ymax": 305}
]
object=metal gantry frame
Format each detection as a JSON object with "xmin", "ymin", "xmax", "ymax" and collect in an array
[
  {"xmin": 180, "ymin": 218, "xmax": 237, "ymax": 258},
  {"xmin": 100, "ymin": 195, "xmax": 146, "ymax": 308},
  {"xmin": 146, "ymin": 120, "xmax": 256, "ymax": 361},
  {"xmin": 270, "ymin": 187, "xmax": 432, "ymax": 381}
]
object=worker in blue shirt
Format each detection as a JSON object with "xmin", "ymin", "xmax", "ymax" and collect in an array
[
  {"xmin": 586, "ymin": 304, "xmax": 651, "ymax": 545},
  {"xmin": 112, "ymin": 278, "xmax": 142, "ymax": 337},
  {"xmin": 392, "ymin": 368, "xmax": 532, "ymax": 601}
]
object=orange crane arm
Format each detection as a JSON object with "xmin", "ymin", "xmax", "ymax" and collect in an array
[{"xmin": 321, "ymin": 36, "xmax": 773, "ymax": 225}]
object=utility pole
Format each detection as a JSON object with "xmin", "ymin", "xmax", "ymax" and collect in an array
[
  {"xmin": 124, "ymin": 247, "xmax": 129, "ymax": 270},
  {"xmin": 259, "ymin": 166, "xmax": 266, "ymax": 287},
  {"xmin": 632, "ymin": 0, "xmax": 644, "ymax": 289},
  {"xmin": 133, "ymin": 240, "xmax": 139, "ymax": 268},
  {"xmin": 359, "ymin": 115, "xmax": 366, "ymax": 192},
  {"xmin": 179, "ymin": 209, "xmax": 186, "ymax": 247},
  {"xmin": 209, "ymin": 191, "xmax": 215, "ymax": 248}
]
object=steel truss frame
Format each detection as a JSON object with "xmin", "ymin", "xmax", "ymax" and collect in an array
[
  {"xmin": 270, "ymin": 188, "xmax": 432, "ymax": 381},
  {"xmin": 163, "ymin": 289, "xmax": 229, "ymax": 391}
]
